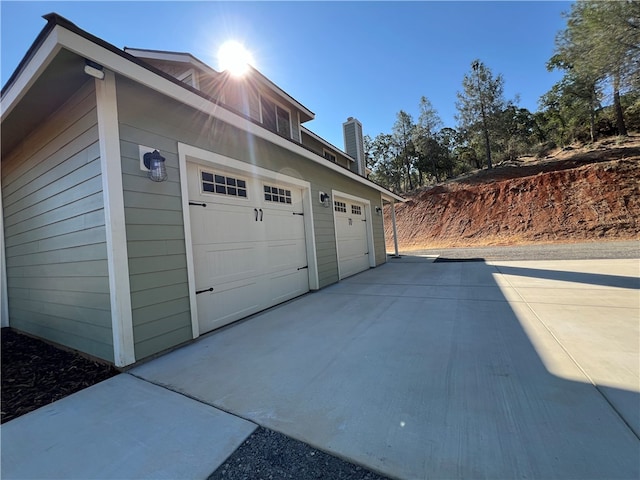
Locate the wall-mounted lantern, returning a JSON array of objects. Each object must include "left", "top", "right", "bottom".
[
  {"left": 375, "top": 206, "right": 383, "bottom": 216},
  {"left": 319, "top": 192, "right": 331, "bottom": 208},
  {"left": 143, "top": 150, "right": 168, "bottom": 182}
]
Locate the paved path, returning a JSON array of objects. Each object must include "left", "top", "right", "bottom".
[
  {"left": 133, "top": 257, "right": 639, "bottom": 479},
  {"left": 2, "top": 256, "right": 638, "bottom": 479}
]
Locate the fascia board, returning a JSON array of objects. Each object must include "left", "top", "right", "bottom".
[
  {"left": 253, "top": 69, "right": 315, "bottom": 121},
  {"left": 301, "top": 126, "right": 354, "bottom": 163},
  {"left": 10, "top": 24, "right": 404, "bottom": 203},
  {"left": 1, "top": 29, "right": 62, "bottom": 122},
  {"left": 124, "top": 48, "right": 219, "bottom": 76}
]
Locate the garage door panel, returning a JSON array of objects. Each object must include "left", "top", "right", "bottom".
[
  {"left": 193, "top": 244, "right": 260, "bottom": 288},
  {"left": 197, "top": 281, "right": 261, "bottom": 331},
  {"left": 265, "top": 240, "right": 307, "bottom": 273},
  {"left": 188, "top": 162, "right": 310, "bottom": 335},
  {"left": 335, "top": 197, "right": 370, "bottom": 280},
  {"left": 190, "top": 207, "right": 256, "bottom": 245},
  {"left": 267, "top": 269, "right": 309, "bottom": 304}
]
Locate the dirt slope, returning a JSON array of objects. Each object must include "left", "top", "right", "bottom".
[{"left": 385, "top": 137, "right": 640, "bottom": 250}]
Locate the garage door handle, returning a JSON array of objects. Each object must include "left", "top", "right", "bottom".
[
  {"left": 189, "top": 201, "right": 207, "bottom": 207},
  {"left": 254, "top": 208, "right": 258, "bottom": 221},
  {"left": 259, "top": 209, "right": 263, "bottom": 221},
  {"left": 196, "top": 287, "right": 214, "bottom": 294}
]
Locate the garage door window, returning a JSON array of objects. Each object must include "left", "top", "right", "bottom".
[
  {"left": 201, "top": 171, "right": 247, "bottom": 198},
  {"left": 334, "top": 201, "right": 347, "bottom": 213},
  {"left": 264, "top": 185, "right": 292, "bottom": 204},
  {"left": 351, "top": 205, "right": 362, "bottom": 215}
]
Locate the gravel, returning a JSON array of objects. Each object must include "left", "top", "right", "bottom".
[
  {"left": 208, "top": 427, "right": 390, "bottom": 480},
  {"left": 401, "top": 240, "right": 640, "bottom": 262}
]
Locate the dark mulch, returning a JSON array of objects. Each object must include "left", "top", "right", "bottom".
[
  {"left": 1, "top": 327, "right": 119, "bottom": 424},
  {"left": 209, "top": 427, "right": 391, "bottom": 480}
]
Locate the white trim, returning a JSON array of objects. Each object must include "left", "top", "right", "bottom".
[
  {"left": 3, "top": 24, "right": 403, "bottom": 202},
  {"left": 0, "top": 174, "right": 8, "bottom": 328},
  {"left": 391, "top": 200, "right": 400, "bottom": 257},
  {"left": 84, "top": 28, "right": 402, "bottom": 197},
  {"left": 96, "top": 70, "right": 135, "bottom": 367},
  {"left": 1, "top": 31, "right": 62, "bottom": 121},
  {"left": 177, "top": 142, "right": 320, "bottom": 337},
  {"left": 176, "top": 68, "right": 199, "bottom": 90},
  {"left": 322, "top": 149, "right": 337, "bottom": 163},
  {"left": 124, "top": 48, "right": 215, "bottom": 74},
  {"left": 177, "top": 150, "right": 200, "bottom": 339},
  {"left": 123, "top": 48, "right": 314, "bottom": 120},
  {"left": 302, "top": 126, "right": 354, "bottom": 164},
  {"left": 332, "top": 190, "right": 376, "bottom": 280}
]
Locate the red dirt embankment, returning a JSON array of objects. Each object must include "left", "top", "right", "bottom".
[{"left": 385, "top": 138, "right": 640, "bottom": 250}]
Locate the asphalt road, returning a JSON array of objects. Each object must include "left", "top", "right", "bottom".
[{"left": 396, "top": 239, "right": 640, "bottom": 262}]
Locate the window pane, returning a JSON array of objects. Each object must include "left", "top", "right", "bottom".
[
  {"left": 203, "top": 183, "right": 214, "bottom": 192},
  {"left": 237, "top": 180, "right": 246, "bottom": 188},
  {"left": 215, "top": 175, "right": 225, "bottom": 184},
  {"left": 202, "top": 172, "right": 213, "bottom": 182},
  {"left": 215, "top": 185, "right": 226, "bottom": 194},
  {"left": 276, "top": 106, "right": 291, "bottom": 138},
  {"left": 261, "top": 97, "right": 276, "bottom": 131},
  {"left": 238, "top": 189, "right": 247, "bottom": 198},
  {"left": 226, "top": 177, "right": 237, "bottom": 186}
]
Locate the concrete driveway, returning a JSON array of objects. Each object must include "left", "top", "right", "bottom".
[{"left": 131, "top": 257, "right": 640, "bottom": 479}]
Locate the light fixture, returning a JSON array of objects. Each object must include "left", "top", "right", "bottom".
[
  {"left": 143, "top": 150, "right": 168, "bottom": 182},
  {"left": 84, "top": 60, "right": 105, "bottom": 80},
  {"left": 319, "top": 192, "right": 331, "bottom": 208},
  {"left": 375, "top": 206, "right": 382, "bottom": 215}
]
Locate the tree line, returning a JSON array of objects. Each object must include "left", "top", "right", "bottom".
[{"left": 366, "top": 0, "right": 640, "bottom": 193}]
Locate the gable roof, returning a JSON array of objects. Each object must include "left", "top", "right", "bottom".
[
  {"left": 1, "top": 13, "right": 404, "bottom": 202},
  {"left": 123, "top": 47, "right": 315, "bottom": 123}
]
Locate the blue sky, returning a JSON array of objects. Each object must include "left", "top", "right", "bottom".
[{"left": 1, "top": 1, "right": 572, "bottom": 149}]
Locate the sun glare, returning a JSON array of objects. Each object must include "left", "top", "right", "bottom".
[{"left": 217, "top": 40, "right": 254, "bottom": 76}]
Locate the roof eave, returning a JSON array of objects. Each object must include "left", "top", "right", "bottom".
[{"left": 1, "top": 13, "right": 403, "bottom": 203}]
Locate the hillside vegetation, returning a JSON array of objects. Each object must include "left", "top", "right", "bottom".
[{"left": 384, "top": 135, "right": 640, "bottom": 250}]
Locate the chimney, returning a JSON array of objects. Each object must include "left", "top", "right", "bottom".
[{"left": 343, "top": 117, "right": 365, "bottom": 176}]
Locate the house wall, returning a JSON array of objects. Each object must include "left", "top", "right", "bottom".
[
  {"left": 1, "top": 82, "right": 114, "bottom": 361},
  {"left": 115, "top": 84, "right": 193, "bottom": 361},
  {"left": 300, "top": 132, "right": 353, "bottom": 170},
  {"left": 116, "top": 77, "right": 385, "bottom": 298}
]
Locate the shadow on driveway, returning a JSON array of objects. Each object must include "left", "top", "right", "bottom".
[{"left": 132, "top": 257, "right": 639, "bottom": 479}]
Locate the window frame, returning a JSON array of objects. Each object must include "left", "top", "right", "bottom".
[
  {"left": 199, "top": 168, "right": 249, "bottom": 200},
  {"left": 259, "top": 94, "right": 293, "bottom": 139}
]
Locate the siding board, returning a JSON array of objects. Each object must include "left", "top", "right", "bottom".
[
  {"left": 6, "top": 243, "right": 108, "bottom": 267},
  {"left": 4, "top": 177, "right": 104, "bottom": 228},
  {"left": 134, "top": 323, "right": 191, "bottom": 360},
  {"left": 129, "top": 269, "right": 188, "bottom": 293},
  {"left": 2, "top": 82, "right": 113, "bottom": 362},
  {"left": 9, "top": 314, "right": 113, "bottom": 362},
  {"left": 116, "top": 82, "right": 192, "bottom": 360}
]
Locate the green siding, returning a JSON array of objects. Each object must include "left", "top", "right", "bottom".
[
  {"left": 116, "top": 82, "right": 193, "bottom": 361},
  {"left": 1, "top": 83, "right": 113, "bottom": 362},
  {"left": 116, "top": 76, "right": 386, "bottom": 294}
]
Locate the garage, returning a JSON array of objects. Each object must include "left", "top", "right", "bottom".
[
  {"left": 333, "top": 194, "right": 371, "bottom": 279},
  {"left": 186, "top": 161, "right": 310, "bottom": 334}
]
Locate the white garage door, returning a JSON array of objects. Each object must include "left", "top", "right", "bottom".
[
  {"left": 187, "top": 162, "right": 309, "bottom": 334},
  {"left": 334, "top": 196, "right": 370, "bottom": 279}
]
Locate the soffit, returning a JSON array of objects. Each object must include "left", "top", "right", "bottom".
[{"left": 2, "top": 49, "right": 88, "bottom": 159}]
